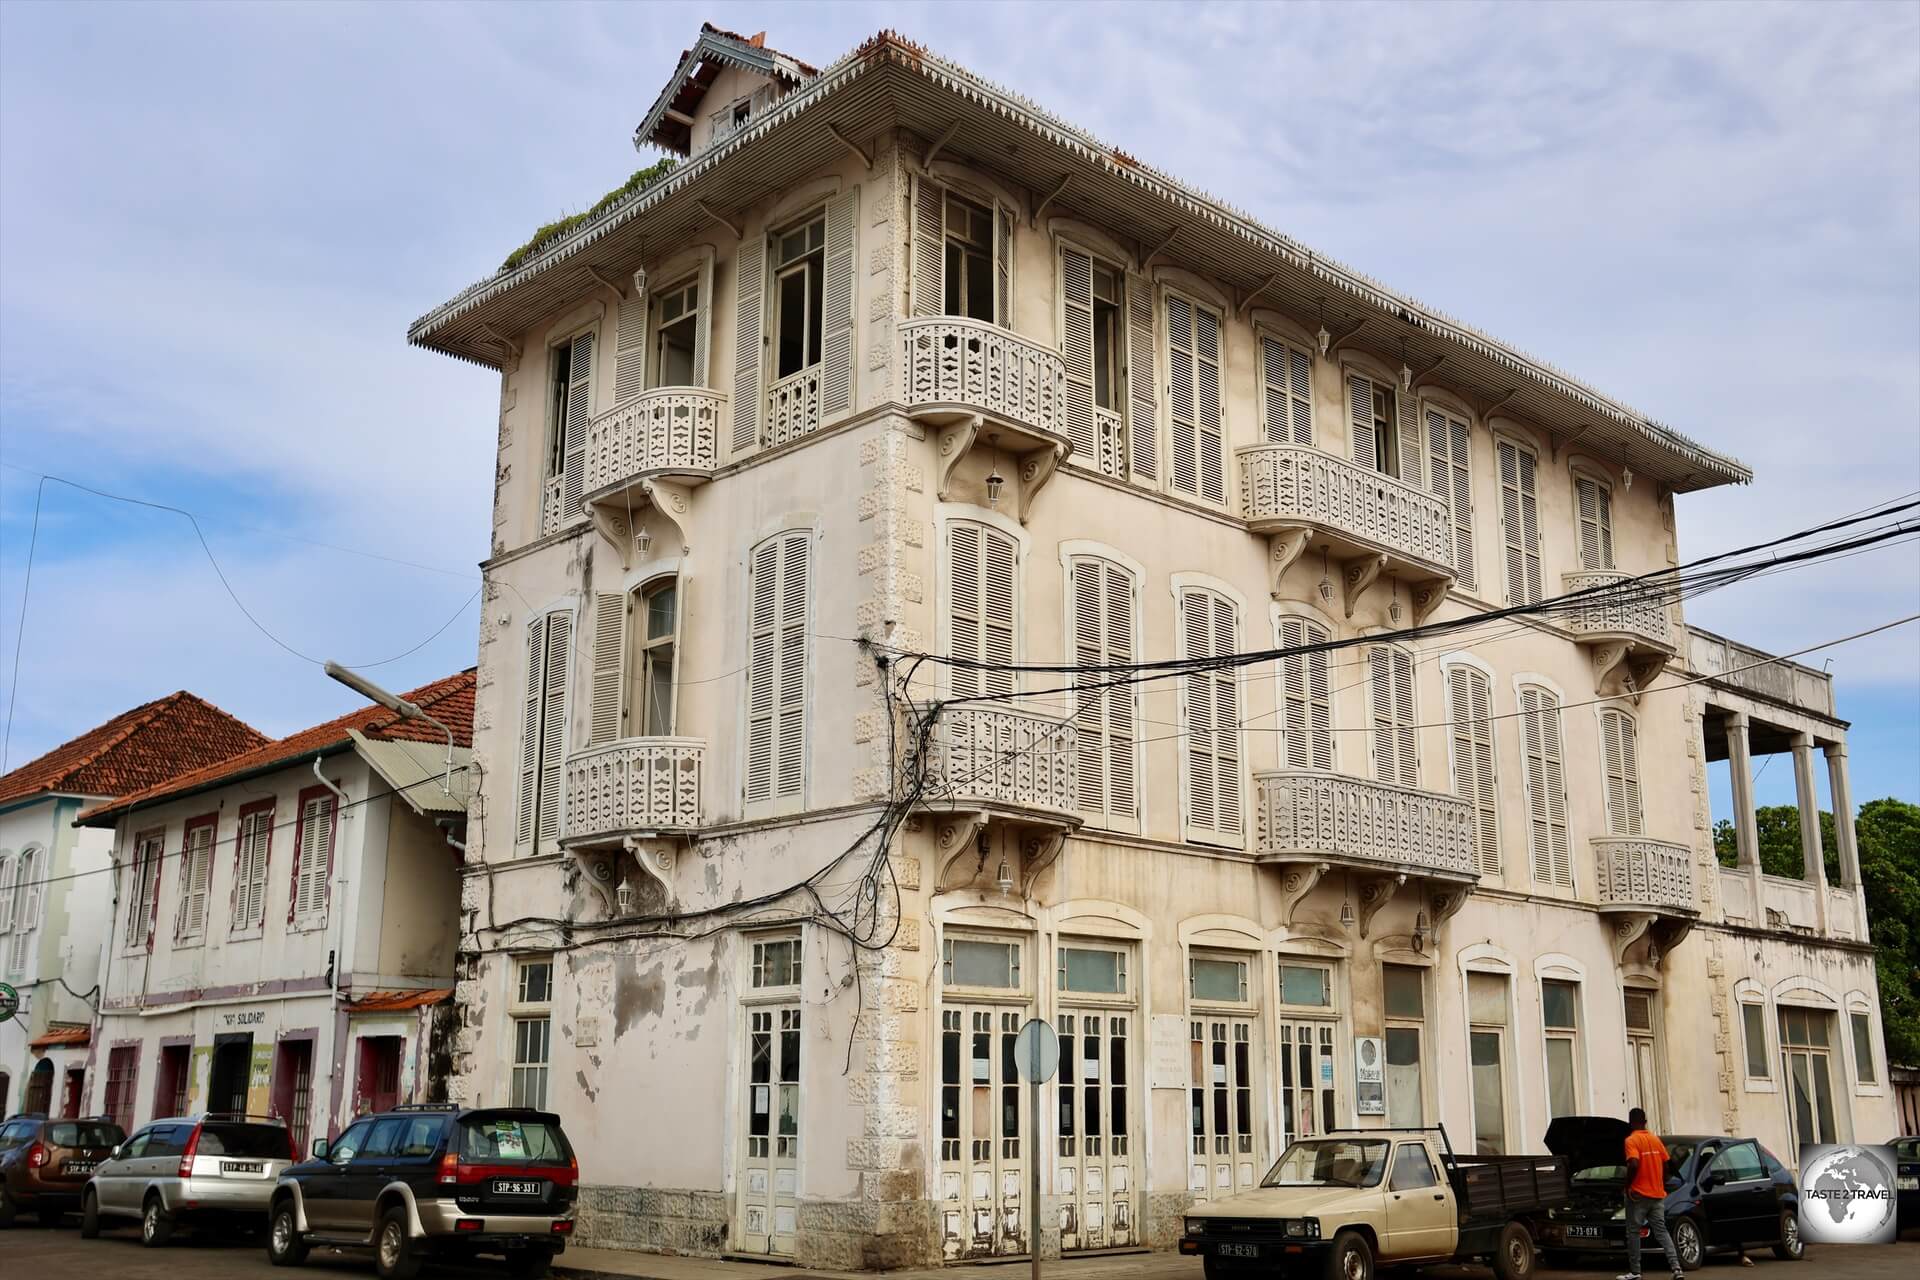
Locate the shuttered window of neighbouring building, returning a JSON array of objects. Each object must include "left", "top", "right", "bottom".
[
  {"left": 1600, "top": 708, "right": 1644, "bottom": 836},
  {"left": 1277, "top": 615, "right": 1332, "bottom": 771},
  {"left": 517, "top": 610, "right": 573, "bottom": 850},
  {"left": 1576, "top": 475, "right": 1615, "bottom": 571},
  {"left": 1498, "top": 439, "right": 1544, "bottom": 605},
  {"left": 949, "top": 522, "right": 1017, "bottom": 700},
  {"left": 1071, "top": 557, "right": 1138, "bottom": 825},
  {"left": 1447, "top": 665, "right": 1499, "bottom": 875},
  {"left": 232, "top": 804, "right": 274, "bottom": 931},
  {"left": 1520, "top": 685, "right": 1571, "bottom": 886},
  {"left": 176, "top": 817, "right": 214, "bottom": 942},
  {"left": 1368, "top": 645, "right": 1418, "bottom": 788},
  {"left": 1179, "top": 588, "right": 1241, "bottom": 843},
  {"left": 1166, "top": 294, "right": 1224, "bottom": 504},
  {"left": 745, "top": 532, "right": 811, "bottom": 806},
  {"left": 1427, "top": 408, "right": 1476, "bottom": 588},
  {"left": 291, "top": 792, "right": 335, "bottom": 924},
  {"left": 1261, "top": 336, "right": 1313, "bottom": 445}
]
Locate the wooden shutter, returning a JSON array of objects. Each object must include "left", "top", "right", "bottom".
[
  {"left": 561, "top": 332, "right": 593, "bottom": 520},
  {"left": 1601, "top": 709, "right": 1643, "bottom": 835},
  {"left": 178, "top": 821, "right": 212, "bottom": 938},
  {"left": 1349, "top": 374, "right": 1377, "bottom": 471},
  {"left": 1261, "top": 337, "right": 1312, "bottom": 445},
  {"left": 1448, "top": 666, "right": 1499, "bottom": 874},
  {"left": 994, "top": 204, "right": 1014, "bottom": 326},
  {"left": 910, "top": 174, "right": 944, "bottom": 317},
  {"left": 538, "top": 612, "right": 571, "bottom": 845},
  {"left": 733, "top": 233, "right": 766, "bottom": 453},
  {"left": 294, "top": 794, "right": 333, "bottom": 920},
  {"left": 1397, "top": 387, "right": 1423, "bottom": 487},
  {"left": 1426, "top": 409, "right": 1476, "bottom": 588},
  {"left": 1278, "top": 615, "right": 1333, "bottom": 770},
  {"left": 0, "top": 856, "right": 13, "bottom": 932},
  {"left": 1059, "top": 245, "right": 1097, "bottom": 458},
  {"left": 1521, "top": 687, "right": 1570, "bottom": 886},
  {"left": 1071, "top": 558, "right": 1137, "bottom": 823},
  {"left": 1181, "top": 589, "right": 1241, "bottom": 842},
  {"left": 1576, "top": 477, "right": 1614, "bottom": 571},
  {"left": 1166, "top": 296, "right": 1223, "bottom": 503},
  {"left": 1124, "top": 272, "right": 1157, "bottom": 481},
  {"left": 517, "top": 618, "right": 546, "bottom": 847},
  {"left": 1499, "top": 440, "right": 1543, "bottom": 604},
  {"left": 234, "top": 808, "right": 271, "bottom": 929},
  {"left": 588, "top": 592, "right": 627, "bottom": 746},
  {"left": 7, "top": 851, "right": 33, "bottom": 971},
  {"left": 1368, "top": 646, "right": 1417, "bottom": 788},
  {"left": 747, "top": 533, "right": 810, "bottom": 804},
  {"left": 819, "top": 189, "right": 857, "bottom": 417},
  {"left": 614, "top": 295, "right": 647, "bottom": 404},
  {"left": 949, "top": 522, "right": 1016, "bottom": 700},
  {"left": 693, "top": 255, "right": 715, "bottom": 387}
]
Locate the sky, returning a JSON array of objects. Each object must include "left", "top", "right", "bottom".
[{"left": 1, "top": 0, "right": 1916, "bottom": 816}]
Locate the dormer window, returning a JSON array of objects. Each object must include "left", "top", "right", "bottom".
[{"left": 773, "top": 214, "right": 826, "bottom": 379}]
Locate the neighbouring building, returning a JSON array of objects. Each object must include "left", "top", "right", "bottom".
[
  {"left": 405, "top": 25, "right": 1897, "bottom": 1266},
  {"left": 77, "top": 671, "right": 474, "bottom": 1152},
  {"left": 0, "top": 693, "right": 265, "bottom": 1117}
]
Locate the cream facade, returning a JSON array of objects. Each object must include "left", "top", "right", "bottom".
[{"left": 410, "top": 27, "right": 1894, "bottom": 1268}]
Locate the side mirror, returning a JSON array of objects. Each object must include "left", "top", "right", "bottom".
[{"left": 310, "top": 1138, "right": 330, "bottom": 1160}]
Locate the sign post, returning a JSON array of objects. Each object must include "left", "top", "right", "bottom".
[{"left": 1014, "top": 1018, "right": 1059, "bottom": 1280}]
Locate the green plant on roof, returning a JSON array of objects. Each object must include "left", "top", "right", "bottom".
[{"left": 499, "top": 158, "right": 679, "bottom": 273}]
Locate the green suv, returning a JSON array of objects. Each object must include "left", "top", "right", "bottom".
[{"left": 266, "top": 1103, "right": 577, "bottom": 1279}]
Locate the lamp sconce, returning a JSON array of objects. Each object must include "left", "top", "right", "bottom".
[
  {"left": 632, "top": 526, "right": 653, "bottom": 558},
  {"left": 1339, "top": 899, "right": 1356, "bottom": 928},
  {"left": 985, "top": 458, "right": 1006, "bottom": 508},
  {"left": 1412, "top": 909, "right": 1429, "bottom": 954},
  {"left": 1388, "top": 579, "right": 1403, "bottom": 626},
  {"left": 1315, "top": 298, "right": 1331, "bottom": 357},
  {"left": 1399, "top": 338, "right": 1413, "bottom": 392},
  {"left": 995, "top": 859, "right": 1015, "bottom": 895},
  {"left": 1318, "top": 548, "right": 1335, "bottom": 605},
  {"left": 616, "top": 882, "right": 635, "bottom": 913},
  {"left": 1621, "top": 466, "right": 1634, "bottom": 492}
]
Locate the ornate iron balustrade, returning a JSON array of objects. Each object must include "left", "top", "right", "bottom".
[
  {"left": 1237, "top": 444, "right": 1454, "bottom": 572},
  {"left": 583, "top": 387, "right": 723, "bottom": 493},
  {"left": 1592, "top": 836, "right": 1695, "bottom": 912},
  {"left": 1561, "top": 571, "right": 1674, "bottom": 649},
  {"left": 766, "top": 366, "right": 823, "bottom": 447},
  {"left": 1253, "top": 770, "right": 1476, "bottom": 876},
  {"left": 563, "top": 737, "right": 705, "bottom": 839},
  {"left": 900, "top": 316, "right": 1066, "bottom": 437},
  {"left": 922, "top": 703, "right": 1077, "bottom": 817}
]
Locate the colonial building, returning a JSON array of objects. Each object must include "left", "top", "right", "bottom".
[
  {"left": 0, "top": 692, "right": 265, "bottom": 1117},
  {"left": 406, "top": 25, "right": 1896, "bottom": 1267},
  {"left": 77, "top": 671, "right": 474, "bottom": 1152}
]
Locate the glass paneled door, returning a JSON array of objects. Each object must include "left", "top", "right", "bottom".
[
  {"left": 1277, "top": 1020, "right": 1337, "bottom": 1146},
  {"left": 1779, "top": 1007, "right": 1841, "bottom": 1149},
  {"left": 1624, "top": 990, "right": 1663, "bottom": 1133},
  {"left": 1056, "top": 1010, "right": 1135, "bottom": 1250},
  {"left": 939, "top": 1006, "right": 1031, "bottom": 1259},
  {"left": 738, "top": 1006, "right": 800, "bottom": 1254},
  {"left": 1189, "top": 1017, "right": 1261, "bottom": 1201}
]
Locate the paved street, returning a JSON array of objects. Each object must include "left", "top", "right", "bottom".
[{"left": 1, "top": 1222, "right": 1914, "bottom": 1280}]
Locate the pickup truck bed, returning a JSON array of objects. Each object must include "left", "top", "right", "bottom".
[{"left": 1449, "top": 1152, "right": 1571, "bottom": 1225}]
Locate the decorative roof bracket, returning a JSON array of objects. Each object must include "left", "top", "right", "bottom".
[
  {"left": 934, "top": 811, "right": 991, "bottom": 892},
  {"left": 1323, "top": 315, "right": 1370, "bottom": 358},
  {"left": 1238, "top": 273, "right": 1283, "bottom": 320},
  {"left": 640, "top": 477, "right": 695, "bottom": 554},
  {"left": 479, "top": 324, "right": 520, "bottom": 366},
  {"left": 1030, "top": 174, "right": 1071, "bottom": 229},
  {"left": 584, "top": 265, "right": 627, "bottom": 300},
  {"left": 1265, "top": 527, "right": 1312, "bottom": 600},
  {"left": 922, "top": 119, "right": 963, "bottom": 169},
  {"left": 1407, "top": 354, "right": 1449, "bottom": 394},
  {"left": 1342, "top": 553, "right": 1387, "bottom": 620},
  {"left": 588, "top": 505, "right": 634, "bottom": 571},
  {"left": 1141, "top": 225, "right": 1180, "bottom": 272},
  {"left": 1410, "top": 577, "right": 1450, "bottom": 626},
  {"left": 695, "top": 199, "right": 742, "bottom": 239},
  {"left": 1356, "top": 871, "right": 1408, "bottom": 939},
  {"left": 935, "top": 415, "right": 982, "bottom": 502},
  {"left": 1017, "top": 443, "right": 1065, "bottom": 525},
  {"left": 1477, "top": 387, "right": 1518, "bottom": 424},
  {"left": 1269, "top": 859, "right": 1330, "bottom": 928},
  {"left": 825, "top": 122, "right": 872, "bottom": 170},
  {"left": 622, "top": 833, "right": 679, "bottom": 896}
]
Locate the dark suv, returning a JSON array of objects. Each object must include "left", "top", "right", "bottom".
[
  {"left": 0, "top": 1114, "right": 125, "bottom": 1225},
  {"left": 267, "top": 1104, "right": 577, "bottom": 1279}
]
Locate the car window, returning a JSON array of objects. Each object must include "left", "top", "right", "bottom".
[
  {"left": 145, "top": 1125, "right": 189, "bottom": 1159},
  {"left": 201, "top": 1123, "right": 292, "bottom": 1159},
  {"left": 393, "top": 1117, "right": 444, "bottom": 1159},
  {"left": 329, "top": 1120, "right": 374, "bottom": 1167},
  {"left": 48, "top": 1122, "right": 124, "bottom": 1149},
  {"left": 457, "top": 1116, "right": 573, "bottom": 1164},
  {"left": 1710, "top": 1142, "right": 1763, "bottom": 1182},
  {"left": 0, "top": 1122, "right": 28, "bottom": 1151},
  {"left": 1892, "top": 1138, "right": 1920, "bottom": 1160},
  {"left": 118, "top": 1129, "right": 153, "bottom": 1160},
  {"left": 1389, "top": 1143, "right": 1439, "bottom": 1191},
  {"left": 1760, "top": 1146, "right": 1786, "bottom": 1175},
  {"left": 358, "top": 1118, "right": 406, "bottom": 1160}
]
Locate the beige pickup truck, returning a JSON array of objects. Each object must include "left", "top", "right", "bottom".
[{"left": 1179, "top": 1127, "right": 1569, "bottom": 1280}]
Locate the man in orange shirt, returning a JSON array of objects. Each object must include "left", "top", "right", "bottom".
[{"left": 1618, "top": 1107, "right": 1684, "bottom": 1280}]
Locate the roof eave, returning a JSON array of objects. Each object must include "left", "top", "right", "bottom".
[{"left": 76, "top": 739, "right": 357, "bottom": 829}]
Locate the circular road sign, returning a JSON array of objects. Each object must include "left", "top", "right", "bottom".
[
  {"left": 1013, "top": 1017, "right": 1059, "bottom": 1083},
  {"left": 0, "top": 982, "right": 18, "bottom": 1024}
]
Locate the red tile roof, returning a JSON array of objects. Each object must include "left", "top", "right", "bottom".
[
  {"left": 77, "top": 670, "right": 476, "bottom": 826},
  {"left": 28, "top": 1025, "right": 91, "bottom": 1048},
  {"left": 0, "top": 692, "right": 268, "bottom": 808},
  {"left": 347, "top": 987, "right": 454, "bottom": 1012}
]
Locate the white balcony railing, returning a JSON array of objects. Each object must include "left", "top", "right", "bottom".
[
  {"left": 1237, "top": 444, "right": 1454, "bottom": 573},
  {"left": 583, "top": 387, "right": 723, "bottom": 494},
  {"left": 540, "top": 474, "right": 567, "bottom": 537},
  {"left": 922, "top": 703, "right": 1077, "bottom": 818},
  {"left": 1253, "top": 770, "right": 1476, "bottom": 876},
  {"left": 766, "top": 366, "right": 823, "bottom": 447},
  {"left": 1592, "top": 836, "right": 1695, "bottom": 912},
  {"left": 1088, "top": 407, "right": 1125, "bottom": 478},
  {"left": 1561, "top": 571, "right": 1674, "bottom": 650},
  {"left": 900, "top": 316, "right": 1067, "bottom": 439},
  {"left": 563, "top": 737, "right": 705, "bottom": 840}
]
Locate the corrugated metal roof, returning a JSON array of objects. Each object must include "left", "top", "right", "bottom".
[{"left": 349, "top": 730, "right": 473, "bottom": 815}]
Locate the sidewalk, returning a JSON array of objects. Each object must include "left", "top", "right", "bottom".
[{"left": 555, "top": 1248, "right": 1188, "bottom": 1280}]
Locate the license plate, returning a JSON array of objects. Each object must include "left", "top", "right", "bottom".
[
  {"left": 66, "top": 1162, "right": 95, "bottom": 1175},
  {"left": 492, "top": 1179, "right": 544, "bottom": 1196},
  {"left": 222, "top": 1160, "right": 264, "bottom": 1174},
  {"left": 1217, "top": 1243, "right": 1260, "bottom": 1258},
  {"left": 1568, "top": 1226, "right": 1606, "bottom": 1239},
  {"left": 1899, "top": 1176, "right": 1919, "bottom": 1191}
]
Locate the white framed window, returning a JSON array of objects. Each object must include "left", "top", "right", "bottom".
[
  {"left": 1575, "top": 474, "right": 1615, "bottom": 571},
  {"left": 290, "top": 790, "right": 335, "bottom": 929},
  {"left": 911, "top": 176, "right": 1011, "bottom": 325},
  {"left": 750, "top": 934, "right": 804, "bottom": 993},
  {"left": 1497, "top": 438, "right": 1543, "bottom": 605},
  {"left": 509, "top": 955, "right": 554, "bottom": 1109},
  {"left": 745, "top": 531, "right": 811, "bottom": 809},
  {"left": 1259, "top": 334, "right": 1313, "bottom": 445},
  {"left": 942, "top": 934, "right": 1024, "bottom": 993},
  {"left": 4, "top": 846, "right": 41, "bottom": 975},
  {"left": 1519, "top": 685, "right": 1571, "bottom": 887},
  {"left": 1849, "top": 1008, "right": 1877, "bottom": 1085},
  {"left": 544, "top": 328, "right": 595, "bottom": 530},
  {"left": 174, "top": 816, "right": 216, "bottom": 943},
  {"left": 231, "top": 803, "right": 273, "bottom": 934},
  {"left": 1466, "top": 970, "right": 1511, "bottom": 1155},
  {"left": 1165, "top": 292, "right": 1225, "bottom": 504},
  {"left": 1347, "top": 371, "right": 1418, "bottom": 482},
  {"left": 123, "top": 832, "right": 163, "bottom": 952},
  {"left": 1058, "top": 944, "right": 1129, "bottom": 997},
  {"left": 1368, "top": 645, "right": 1417, "bottom": 788},
  {"left": 1446, "top": 663, "right": 1499, "bottom": 874},
  {"left": 1426, "top": 406, "right": 1476, "bottom": 588},
  {"left": 614, "top": 254, "right": 714, "bottom": 403},
  {"left": 1541, "top": 978, "right": 1582, "bottom": 1118},
  {"left": 1277, "top": 614, "right": 1333, "bottom": 771},
  {"left": 1059, "top": 243, "right": 1128, "bottom": 477},
  {"left": 1069, "top": 555, "right": 1138, "bottom": 826},
  {"left": 1277, "top": 963, "right": 1332, "bottom": 1009},
  {"left": 1741, "top": 1001, "right": 1770, "bottom": 1080},
  {"left": 943, "top": 192, "right": 998, "bottom": 322},
  {"left": 1599, "top": 708, "right": 1643, "bottom": 836},
  {"left": 0, "top": 852, "right": 12, "bottom": 935},
  {"left": 587, "top": 578, "right": 681, "bottom": 746},
  {"left": 517, "top": 609, "right": 573, "bottom": 851},
  {"left": 771, "top": 213, "right": 826, "bottom": 380},
  {"left": 1188, "top": 953, "right": 1250, "bottom": 1005},
  {"left": 649, "top": 277, "right": 702, "bottom": 390},
  {"left": 1178, "top": 587, "right": 1242, "bottom": 845},
  {"left": 947, "top": 520, "right": 1018, "bottom": 700},
  {"left": 1383, "top": 964, "right": 1426, "bottom": 1128}
]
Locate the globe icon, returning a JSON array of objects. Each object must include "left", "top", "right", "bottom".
[{"left": 1799, "top": 1145, "right": 1897, "bottom": 1244}]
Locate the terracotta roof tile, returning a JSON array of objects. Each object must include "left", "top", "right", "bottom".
[
  {"left": 347, "top": 988, "right": 454, "bottom": 1012},
  {"left": 0, "top": 692, "right": 268, "bottom": 808},
  {"left": 77, "top": 670, "right": 475, "bottom": 826},
  {"left": 28, "top": 1025, "right": 91, "bottom": 1048}
]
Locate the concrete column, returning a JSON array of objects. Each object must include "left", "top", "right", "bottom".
[
  {"left": 1726, "top": 711, "right": 1764, "bottom": 920},
  {"left": 1792, "top": 731, "right": 1830, "bottom": 935},
  {"left": 1826, "top": 741, "right": 1866, "bottom": 939}
]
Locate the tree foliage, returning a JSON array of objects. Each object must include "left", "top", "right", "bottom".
[
  {"left": 1712, "top": 805, "right": 1839, "bottom": 880},
  {"left": 499, "top": 158, "right": 679, "bottom": 273}
]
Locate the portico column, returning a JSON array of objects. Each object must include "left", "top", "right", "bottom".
[
  {"left": 1726, "top": 711, "right": 1764, "bottom": 917},
  {"left": 1825, "top": 741, "right": 1865, "bottom": 935},
  {"left": 1792, "top": 731, "right": 1830, "bottom": 935}
]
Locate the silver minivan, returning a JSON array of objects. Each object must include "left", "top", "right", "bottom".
[{"left": 81, "top": 1114, "right": 295, "bottom": 1245}]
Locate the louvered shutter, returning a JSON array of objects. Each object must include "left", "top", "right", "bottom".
[
  {"left": 1059, "top": 246, "right": 1097, "bottom": 458},
  {"left": 775, "top": 534, "right": 809, "bottom": 799},
  {"left": 733, "top": 233, "right": 766, "bottom": 453},
  {"left": 1448, "top": 666, "right": 1499, "bottom": 874},
  {"left": 819, "top": 189, "right": 857, "bottom": 417},
  {"left": 1196, "top": 305, "right": 1223, "bottom": 503},
  {"left": 1278, "top": 615, "right": 1332, "bottom": 770},
  {"left": 182, "top": 822, "right": 212, "bottom": 937},
  {"left": 1124, "top": 273, "right": 1157, "bottom": 481},
  {"left": 1181, "top": 590, "right": 1241, "bottom": 842},
  {"left": 693, "top": 255, "right": 715, "bottom": 386},
  {"left": 1498, "top": 440, "right": 1543, "bottom": 604},
  {"left": 517, "top": 619, "right": 546, "bottom": 846},
  {"left": 1071, "top": 558, "right": 1138, "bottom": 823},
  {"left": 1522, "top": 687, "right": 1570, "bottom": 886},
  {"left": 1349, "top": 375, "right": 1377, "bottom": 471},
  {"left": 538, "top": 612, "right": 571, "bottom": 845},
  {"left": 614, "top": 296, "right": 647, "bottom": 404},
  {"left": 910, "top": 174, "right": 944, "bottom": 317},
  {"left": 589, "top": 592, "right": 627, "bottom": 745},
  {"left": 1428, "top": 409, "right": 1476, "bottom": 588},
  {"left": 1166, "top": 298, "right": 1223, "bottom": 503},
  {"left": 0, "top": 857, "right": 13, "bottom": 931},
  {"left": 1168, "top": 295, "right": 1196, "bottom": 495},
  {"left": 994, "top": 205, "right": 1014, "bottom": 327},
  {"left": 1261, "top": 337, "right": 1312, "bottom": 445},
  {"left": 561, "top": 332, "right": 593, "bottom": 520},
  {"left": 1369, "top": 646, "right": 1417, "bottom": 787},
  {"left": 1396, "top": 388, "right": 1422, "bottom": 487},
  {"left": 294, "top": 795, "right": 332, "bottom": 920},
  {"left": 1601, "top": 710, "right": 1643, "bottom": 835},
  {"left": 949, "top": 523, "right": 1016, "bottom": 700},
  {"left": 1103, "top": 563, "right": 1138, "bottom": 819},
  {"left": 1576, "top": 477, "right": 1614, "bottom": 571},
  {"left": 746, "top": 534, "right": 811, "bottom": 804},
  {"left": 7, "top": 852, "right": 32, "bottom": 971}
]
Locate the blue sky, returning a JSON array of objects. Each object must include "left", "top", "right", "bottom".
[{"left": 1, "top": 1, "right": 1915, "bottom": 814}]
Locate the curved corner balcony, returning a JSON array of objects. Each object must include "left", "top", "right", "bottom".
[
  {"left": 563, "top": 737, "right": 705, "bottom": 843},
  {"left": 1592, "top": 836, "right": 1695, "bottom": 915},
  {"left": 1253, "top": 770, "right": 1477, "bottom": 879},
  {"left": 1236, "top": 444, "right": 1455, "bottom": 616},
  {"left": 902, "top": 317, "right": 1069, "bottom": 522},
  {"left": 1561, "top": 571, "right": 1675, "bottom": 692},
  {"left": 583, "top": 387, "right": 723, "bottom": 499}
]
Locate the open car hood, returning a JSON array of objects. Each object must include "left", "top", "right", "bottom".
[{"left": 1543, "top": 1115, "right": 1632, "bottom": 1175}]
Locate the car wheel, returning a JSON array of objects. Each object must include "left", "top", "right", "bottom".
[
  {"left": 1322, "top": 1229, "right": 1374, "bottom": 1280},
  {"left": 79, "top": 1190, "right": 100, "bottom": 1239},
  {"left": 141, "top": 1194, "right": 174, "bottom": 1247},
  {"left": 268, "top": 1200, "right": 310, "bottom": 1267},
  {"left": 1491, "top": 1222, "right": 1536, "bottom": 1280},
  {"left": 375, "top": 1206, "right": 422, "bottom": 1280},
  {"left": 1772, "top": 1208, "right": 1804, "bottom": 1261},
  {"left": 505, "top": 1246, "right": 556, "bottom": 1279},
  {"left": 1670, "top": 1215, "right": 1703, "bottom": 1272}
]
